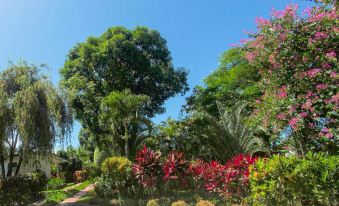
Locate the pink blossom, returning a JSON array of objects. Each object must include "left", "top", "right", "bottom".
[
  {"left": 255, "top": 99, "right": 261, "bottom": 104},
  {"left": 322, "top": 127, "right": 329, "bottom": 133},
  {"left": 255, "top": 17, "right": 271, "bottom": 28},
  {"left": 245, "top": 52, "right": 257, "bottom": 63},
  {"left": 278, "top": 85, "right": 287, "bottom": 98},
  {"left": 323, "top": 63, "right": 332, "bottom": 69},
  {"left": 316, "top": 84, "right": 327, "bottom": 90},
  {"left": 302, "top": 100, "right": 312, "bottom": 110},
  {"left": 289, "top": 117, "right": 299, "bottom": 129},
  {"left": 306, "top": 68, "right": 321, "bottom": 78},
  {"left": 308, "top": 123, "right": 315, "bottom": 128},
  {"left": 277, "top": 113, "right": 286, "bottom": 120},
  {"left": 325, "top": 133, "right": 334, "bottom": 139},
  {"left": 330, "top": 71, "right": 337, "bottom": 78},
  {"left": 306, "top": 92, "right": 315, "bottom": 98},
  {"left": 314, "top": 32, "right": 328, "bottom": 40},
  {"left": 230, "top": 43, "right": 239, "bottom": 47},
  {"left": 326, "top": 51, "right": 336, "bottom": 59},
  {"left": 302, "top": 7, "right": 312, "bottom": 17},
  {"left": 330, "top": 93, "right": 339, "bottom": 103},
  {"left": 299, "top": 112, "right": 308, "bottom": 118}
]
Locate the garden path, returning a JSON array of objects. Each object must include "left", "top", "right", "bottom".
[{"left": 58, "top": 184, "right": 95, "bottom": 206}]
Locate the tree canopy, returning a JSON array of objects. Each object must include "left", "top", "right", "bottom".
[{"left": 60, "top": 26, "right": 188, "bottom": 141}]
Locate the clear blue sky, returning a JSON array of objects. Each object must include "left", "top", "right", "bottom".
[{"left": 0, "top": 0, "right": 314, "bottom": 148}]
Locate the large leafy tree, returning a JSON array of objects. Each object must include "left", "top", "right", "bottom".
[
  {"left": 100, "top": 89, "right": 152, "bottom": 159},
  {"left": 60, "top": 26, "right": 188, "bottom": 144},
  {"left": 0, "top": 62, "right": 72, "bottom": 177},
  {"left": 185, "top": 47, "right": 261, "bottom": 117}
]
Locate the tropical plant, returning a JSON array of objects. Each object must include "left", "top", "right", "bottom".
[
  {"left": 132, "top": 146, "right": 162, "bottom": 188},
  {"left": 100, "top": 89, "right": 152, "bottom": 159},
  {"left": 194, "top": 101, "right": 268, "bottom": 160},
  {"left": 163, "top": 151, "right": 189, "bottom": 188},
  {"left": 0, "top": 62, "right": 72, "bottom": 177}
]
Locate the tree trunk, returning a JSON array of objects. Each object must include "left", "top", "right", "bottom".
[
  {"left": 6, "top": 148, "right": 14, "bottom": 177},
  {"left": 124, "top": 123, "right": 129, "bottom": 159},
  {"left": 0, "top": 150, "right": 5, "bottom": 178},
  {"left": 15, "top": 151, "right": 24, "bottom": 175}
]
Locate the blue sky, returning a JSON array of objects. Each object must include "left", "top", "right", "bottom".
[{"left": 0, "top": 0, "right": 314, "bottom": 148}]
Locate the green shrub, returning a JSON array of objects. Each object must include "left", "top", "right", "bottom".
[
  {"left": 146, "top": 199, "right": 160, "bottom": 206},
  {"left": 0, "top": 171, "right": 48, "bottom": 205},
  {"left": 249, "top": 153, "right": 339, "bottom": 206},
  {"left": 95, "top": 156, "right": 139, "bottom": 198},
  {"left": 47, "top": 177, "right": 66, "bottom": 190}
]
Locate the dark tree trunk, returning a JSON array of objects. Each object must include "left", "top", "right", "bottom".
[
  {"left": 15, "top": 151, "right": 23, "bottom": 175},
  {"left": 6, "top": 149, "right": 14, "bottom": 177},
  {"left": 0, "top": 151, "right": 5, "bottom": 178}
]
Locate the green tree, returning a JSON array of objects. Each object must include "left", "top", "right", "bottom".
[
  {"left": 0, "top": 62, "right": 72, "bottom": 177},
  {"left": 60, "top": 26, "right": 188, "bottom": 145},
  {"left": 100, "top": 89, "right": 151, "bottom": 159},
  {"left": 185, "top": 47, "right": 261, "bottom": 117}
]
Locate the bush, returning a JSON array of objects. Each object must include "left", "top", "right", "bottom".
[
  {"left": 163, "top": 151, "right": 189, "bottom": 188},
  {"left": 0, "top": 171, "right": 48, "bottom": 205},
  {"left": 27, "top": 170, "right": 48, "bottom": 195},
  {"left": 94, "top": 175, "right": 116, "bottom": 198},
  {"left": 146, "top": 199, "right": 160, "bottom": 206},
  {"left": 196, "top": 200, "right": 215, "bottom": 206},
  {"left": 171, "top": 200, "right": 188, "bottom": 206},
  {"left": 249, "top": 153, "right": 339, "bottom": 205},
  {"left": 47, "top": 177, "right": 66, "bottom": 190},
  {"left": 133, "top": 145, "right": 162, "bottom": 188},
  {"left": 100, "top": 156, "right": 133, "bottom": 194},
  {"left": 188, "top": 154, "right": 257, "bottom": 202},
  {"left": 83, "top": 161, "right": 101, "bottom": 179}
]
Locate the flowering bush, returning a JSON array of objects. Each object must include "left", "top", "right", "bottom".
[
  {"left": 163, "top": 151, "right": 189, "bottom": 187},
  {"left": 132, "top": 145, "right": 162, "bottom": 188},
  {"left": 244, "top": 2, "right": 338, "bottom": 153},
  {"left": 100, "top": 156, "right": 133, "bottom": 195},
  {"left": 249, "top": 153, "right": 339, "bottom": 205}
]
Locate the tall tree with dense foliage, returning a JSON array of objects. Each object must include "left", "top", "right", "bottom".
[
  {"left": 60, "top": 26, "right": 188, "bottom": 147},
  {"left": 185, "top": 47, "right": 261, "bottom": 117},
  {"left": 245, "top": 2, "right": 338, "bottom": 154},
  {"left": 0, "top": 62, "right": 72, "bottom": 177},
  {"left": 100, "top": 89, "right": 151, "bottom": 159}
]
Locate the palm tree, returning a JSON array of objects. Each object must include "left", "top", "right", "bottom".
[
  {"left": 100, "top": 89, "right": 151, "bottom": 159},
  {"left": 194, "top": 101, "right": 268, "bottom": 160}
]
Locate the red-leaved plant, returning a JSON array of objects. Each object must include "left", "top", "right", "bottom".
[
  {"left": 132, "top": 145, "right": 162, "bottom": 188},
  {"left": 163, "top": 151, "right": 188, "bottom": 187},
  {"left": 188, "top": 154, "right": 258, "bottom": 200}
]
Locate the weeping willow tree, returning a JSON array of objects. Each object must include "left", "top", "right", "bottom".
[
  {"left": 100, "top": 89, "right": 152, "bottom": 159},
  {"left": 0, "top": 62, "right": 72, "bottom": 177}
]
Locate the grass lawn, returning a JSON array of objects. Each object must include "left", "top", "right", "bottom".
[
  {"left": 42, "top": 180, "right": 93, "bottom": 206},
  {"left": 77, "top": 189, "right": 228, "bottom": 206}
]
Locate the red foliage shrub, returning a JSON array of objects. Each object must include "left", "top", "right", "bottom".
[
  {"left": 163, "top": 151, "right": 189, "bottom": 187},
  {"left": 188, "top": 154, "right": 258, "bottom": 199},
  {"left": 132, "top": 145, "right": 162, "bottom": 188}
]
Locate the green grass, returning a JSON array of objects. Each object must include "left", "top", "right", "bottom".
[
  {"left": 77, "top": 189, "right": 228, "bottom": 206},
  {"left": 42, "top": 180, "right": 93, "bottom": 206}
]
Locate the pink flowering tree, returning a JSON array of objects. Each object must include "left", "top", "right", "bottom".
[{"left": 244, "top": 2, "right": 338, "bottom": 154}]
